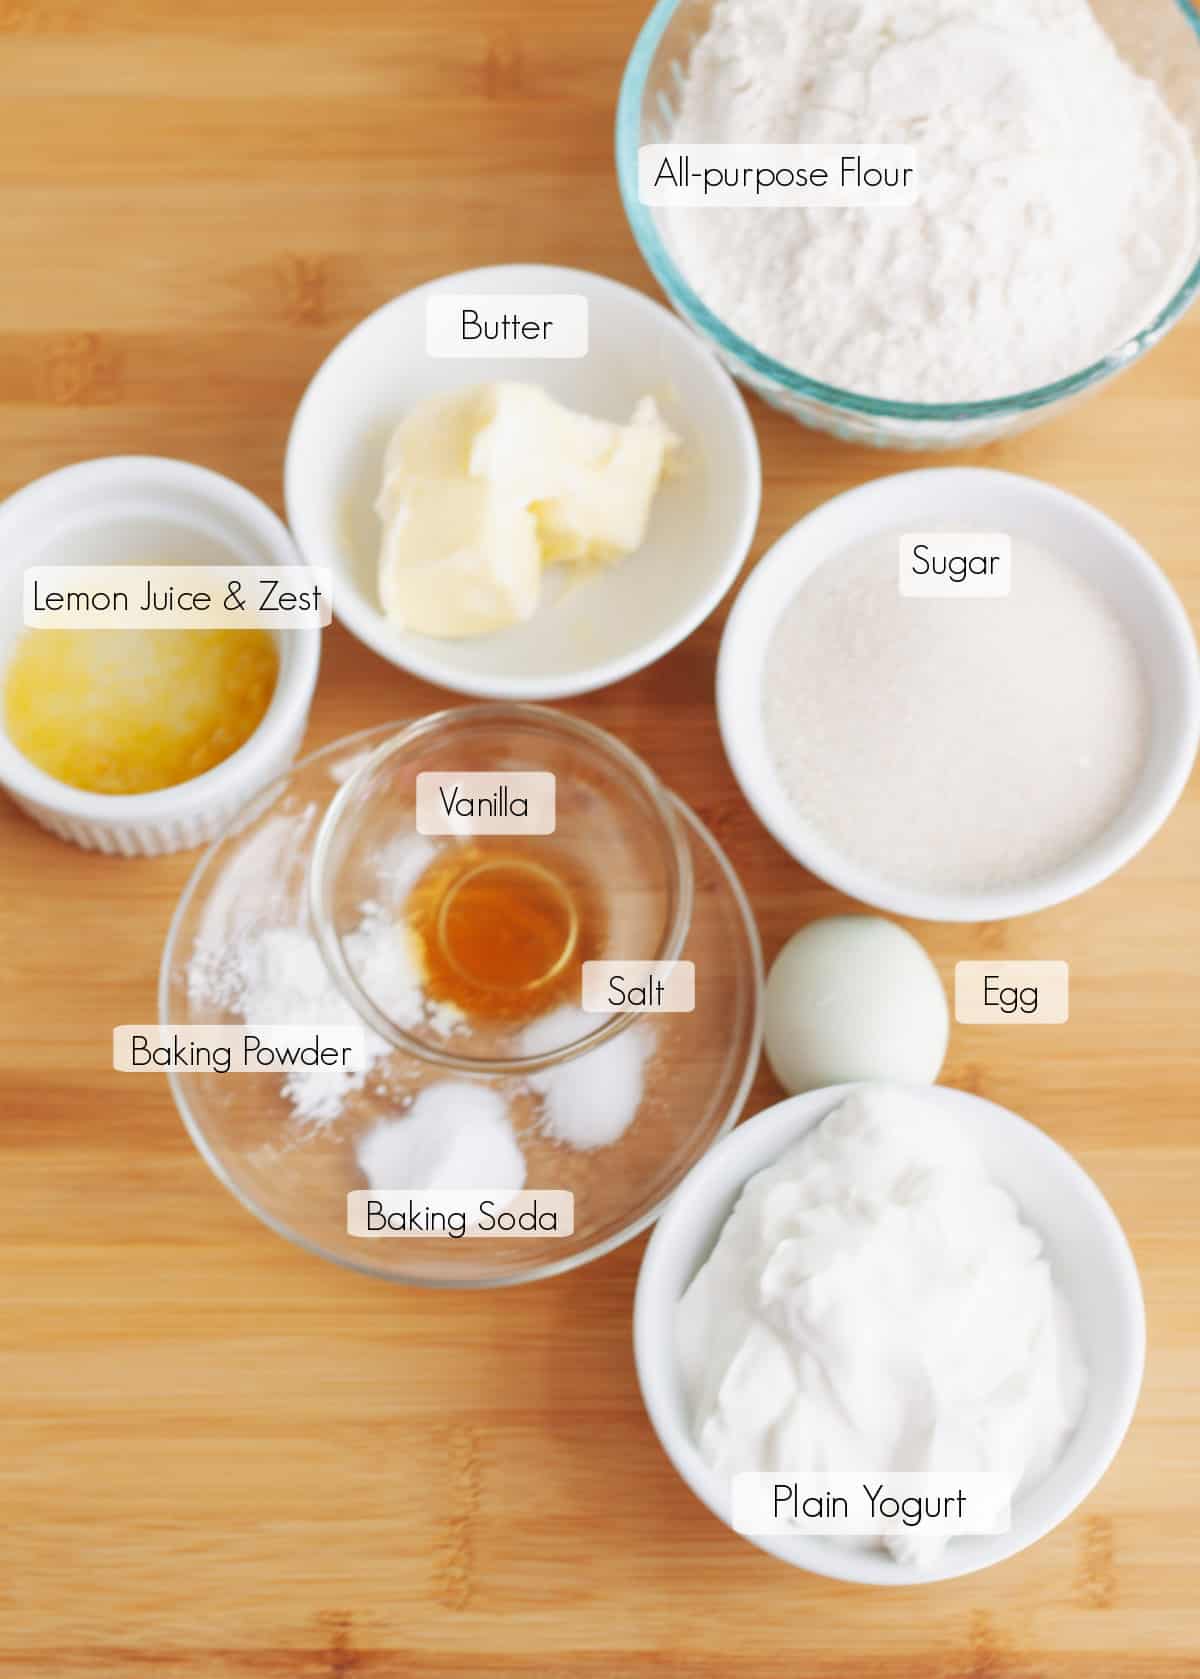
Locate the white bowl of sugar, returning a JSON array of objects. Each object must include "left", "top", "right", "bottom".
[{"left": 717, "top": 468, "right": 1200, "bottom": 922}]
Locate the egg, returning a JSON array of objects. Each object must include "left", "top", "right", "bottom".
[{"left": 763, "top": 915, "right": 949, "bottom": 1094}]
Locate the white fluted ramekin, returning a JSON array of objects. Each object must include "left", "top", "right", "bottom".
[{"left": 0, "top": 457, "right": 321, "bottom": 855}]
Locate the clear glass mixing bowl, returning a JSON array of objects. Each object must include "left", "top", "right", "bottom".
[
  {"left": 616, "top": 0, "right": 1200, "bottom": 450},
  {"left": 160, "top": 714, "right": 764, "bottom": 1288}
]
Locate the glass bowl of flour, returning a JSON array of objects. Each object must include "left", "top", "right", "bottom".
[
  {"left": 159, "top": 717, "right": 764, "bottom": 1288},
  {"left": 617, "top": 0, "right": 1200, "bottom": 449}
]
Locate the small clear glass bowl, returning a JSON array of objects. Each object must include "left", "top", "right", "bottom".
[
  {"left": 309, "top": 704, "right": 693, "bottom": 1075},
  {"left": 616, "top": 0, "right": 1200, "bottom": 451},
  {"left": 160, "top": 717, "right": 764, "bottom": 1288}
]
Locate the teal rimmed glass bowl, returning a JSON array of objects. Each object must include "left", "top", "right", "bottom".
[{"left": 616, "top": 0, "right": 1200, "bottom": 451}]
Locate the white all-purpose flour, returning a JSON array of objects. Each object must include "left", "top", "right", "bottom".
[{"left": 668, "top": 0, "right": 1200, "bottom": 401}]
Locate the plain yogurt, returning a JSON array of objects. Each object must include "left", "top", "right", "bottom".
[{"left": 676, "top": 1085, "right": 1088, "bottom": 1566}]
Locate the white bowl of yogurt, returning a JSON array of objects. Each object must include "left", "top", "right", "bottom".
[{"left": 634, "top": 1082, "right": 1144, "bottom": 1586}]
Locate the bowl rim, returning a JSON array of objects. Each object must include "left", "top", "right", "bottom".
[
  {"left": 282, "top": 262, "right": 762, "bottom": 701},
  {"left": 615, "top": 0, "right": 1200, "bottom": 423},
  {"left": 0, "top": 454, "right": 321, "bottom": 821},
  {"left": 716, "top": 466, "right": 1200, "bottom": 922},
  {"left": 633, "top": 1081, "right": 1147, "bottom": 1586},
  {"left": 160, "top": 723, "right": 766, "bottom": 1289}
]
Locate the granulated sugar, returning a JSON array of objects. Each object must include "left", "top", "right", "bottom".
[{"left": 763, "top": 536, "right": 1149, "bottom": 893}]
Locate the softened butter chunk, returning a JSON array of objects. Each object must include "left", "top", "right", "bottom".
[
  {"left": 378, "top": 478, "right": 541, "bottom": 639},
  {"left": 375, "top": 381, "right": 676, "bottom": 639},
  {"left": 533, "top": 396, "right": 677, "bottom": 566}
]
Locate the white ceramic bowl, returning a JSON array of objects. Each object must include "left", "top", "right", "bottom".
[
  {"left": 284, "top": 263, "right": 761, "bottom": 700},
  {"left": 0, "top": 457, "right": 321, "bottom": 855},
  {"left": 634, "top": 1083, "right": 1145, "bottom": 1587},
  {"left": 717, "top": 468, "right": 1200, "bottom": 921}
]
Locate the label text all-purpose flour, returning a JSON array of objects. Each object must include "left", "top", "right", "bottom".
[{"left": 666, "top": 0, "right": 1199, "bottom": 402}]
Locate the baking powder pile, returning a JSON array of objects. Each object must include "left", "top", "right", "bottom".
[
  {"left": 189, "top": 912, "right": 428, "bottom": 1126},
  {"left": 668, "top": 0, "right": 1199, "bottom": 401},
  {"left": 762, "top": 535, "right": 1149, "bottom": 893},
  {"left": 187, "top": 832, "right": 450, "bottom": 1126}
]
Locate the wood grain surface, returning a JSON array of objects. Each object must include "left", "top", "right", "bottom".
[{"left": 1, "top": 3, "right": 1198, "bottom": 1674}]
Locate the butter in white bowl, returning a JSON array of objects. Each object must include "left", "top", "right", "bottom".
[
  {"left": 283, "top": 263, "right": 762, "bottom": 701},
  {"left": 375, "top": 380, "right": 677, "bottom": 638}
]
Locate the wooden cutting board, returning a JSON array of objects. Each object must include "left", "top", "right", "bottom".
[{"left": 1, "top": 2, "right": 1197, "bottom": 1672}]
